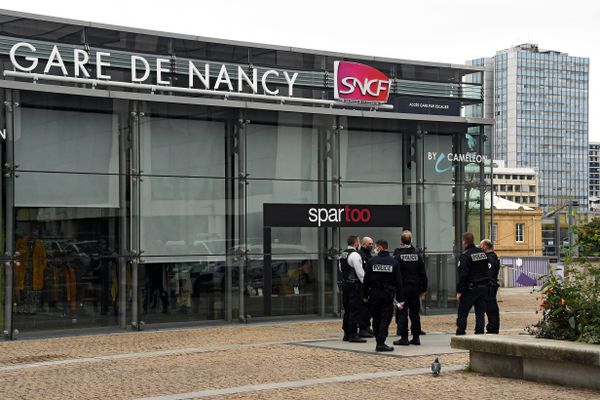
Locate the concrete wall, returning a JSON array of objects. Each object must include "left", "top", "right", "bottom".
[{"left": 452, "top": 335, "right": 600, "bottom": 391}]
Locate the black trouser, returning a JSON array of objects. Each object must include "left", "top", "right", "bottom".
[
  {"left": 456, "top": 284, "right": 487, "bottom": 335},
  {"left": 358, "top": 297, "right": 371, "bottom": 330},
  {"left": 396, "top": 285, "right": 421, "bottom": 337},
  {"left": 486, "top": 285, "right": 500, "bottom": 334},
  {"left": 368, "top": 289, "right": 394, "bottom": 345},
  {"left": 341, "top": 282, "right": 362, "bottom": 337}
]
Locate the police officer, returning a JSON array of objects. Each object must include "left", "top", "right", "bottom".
[
  {"left": 393, "top": 231, "right": 427, "bottom": 346},
  {"left": 456, "top": 232, "right": 490, "bottom": 335},
  {"left": 356, "top": 236, "right": 375, "bottom": 338},
  {"left": 480, "top": 239, "right": 500, "bottom": 334},
  {"left": 359, "top": 236, "right": 374, "bottom": 262},
  {"left": 363, "top": 239, "right": 403, "bottom": 352},
  {"left": 339, "top": 235, "right": 367, "bottom": 343}
]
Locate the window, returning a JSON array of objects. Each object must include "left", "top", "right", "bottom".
[
  {"left": 516, "top": 223, "right": 525, "bottom": 242},
  {"left": 488, "top": 223, "right": 498, "bottom": 242}
]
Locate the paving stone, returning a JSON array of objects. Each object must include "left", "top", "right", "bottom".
[{"left": 1, "top": 287, "right": 586, "bottom": 400}]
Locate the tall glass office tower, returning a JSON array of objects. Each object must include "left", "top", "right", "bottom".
[
  {"left": 590, "top": 142, "right": 600, "bottom": 210},
  {"left": 470, "top": 44, "right": 589, "bottom": 213}
]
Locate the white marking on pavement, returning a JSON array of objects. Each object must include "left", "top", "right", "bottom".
[
  {"left": 0, "top": 339, "right": 339, "bottom": 372},
  {"left": 136, "top": 365, "right": 466, "bottom": 399}
]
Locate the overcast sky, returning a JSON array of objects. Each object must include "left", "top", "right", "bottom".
[{"left": 4, "top": 0, "right": 599, "bottom": 140}]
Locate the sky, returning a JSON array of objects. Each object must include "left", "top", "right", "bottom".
[{"left": 2, "top": 0, "right": 599, "bottom": 141}]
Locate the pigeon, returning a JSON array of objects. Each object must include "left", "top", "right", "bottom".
[{"left": 431, "top": 357, "right": 441, "bottom": 377}]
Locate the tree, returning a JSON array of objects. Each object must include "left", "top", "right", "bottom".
[{"left": 575, "top": 218, "right": 600, "bottom": 257}]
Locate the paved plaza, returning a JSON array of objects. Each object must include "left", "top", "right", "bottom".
[{"left": 1, "top": 288, "right": 598, "bottom": 399}]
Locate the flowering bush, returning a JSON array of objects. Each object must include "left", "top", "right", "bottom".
[{"left": 528, "top": 263, "right": 600, "bottom": 344}]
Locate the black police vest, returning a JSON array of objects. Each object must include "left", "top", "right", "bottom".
[
  {"left": 366, "top": 253, "right": 397, "bottom": 289},
  {"left": 396, "top": 247, "right": 421, "bottom": 285},
  {"left": 339, "top": 249, "right": 359, "bottom": 282},
  {"left": 466, "top": 248, "right": 490, "bottom": 284},
  {"left": 487, "top": 252, "right": 500, "bottom": 282}
]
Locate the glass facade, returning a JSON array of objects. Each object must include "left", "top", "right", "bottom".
[
  {"left": 0, "top": 12, "right": 492, "bottom": 337},
  {"left": 470, "top": 45, "right": 589, "bottom": 213},
  {"left": 590, "top": 143, "right": 600, "bottom": 209}
]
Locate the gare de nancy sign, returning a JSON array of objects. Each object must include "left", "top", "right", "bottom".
[{"left": 7, "top": 41, "right": 394, "bottom": 107}]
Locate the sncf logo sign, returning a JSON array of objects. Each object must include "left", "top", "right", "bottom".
[
  {"left": 334, "top": 61, "right": 391, "bottom": 103},
  {"left": 308, "top": 205, "right": 371, "bottom": 227}
]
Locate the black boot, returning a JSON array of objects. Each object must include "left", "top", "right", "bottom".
[
  {"left": 410, "top": 335, "right": 420, "bottom": 345},
  {"left": 393, "top": 336, "right": 409, "bottom": 346},
  {"left": 348, "top": 335, "right": 367, "bottom": 343},
  {"left": 358, "top": 328, "right": 374, "bottom": 338},
  {"left": 376, "top": 343, "right": 394, "bottom": 352}
]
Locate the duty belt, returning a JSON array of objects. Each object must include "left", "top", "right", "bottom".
[{"left": 468, "top": 280, "right": 489, "bottom": 289}]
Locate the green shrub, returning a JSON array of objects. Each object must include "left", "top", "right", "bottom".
[
  {"left": 576, "top": 218, "right": 600, "bottom": 257},
  {"left": 528, "top": 262, "right": 600, "bottom": 344}
]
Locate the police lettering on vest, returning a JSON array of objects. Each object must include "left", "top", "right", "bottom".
[
  {"left": 395, "top": 246, "right": 428, "bottom": 292},
  {"left": 456, "top": 244, "right": 490, "bottom": 294},
  {"left": 399, "top": 254, "right": 419, "bottom": 262},
  {"left": 470, "top": 252, "right": 488, "bottom": 262},
  {"left": 372, "top": 264, "right": 393, "bottom": 273}
]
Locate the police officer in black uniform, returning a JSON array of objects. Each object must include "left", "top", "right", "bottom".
[
  {"left": 480, "top": 239, "right": 500, "bottom": 334},
  {"left": 393, "top": 231, "right": 428, "bottom": 346},
  {"left": 357, "top": 236, "right": 375, "bottom": 337},
  {"left": 363, "top": 239, "right": 403, "bottom": 352},
  {"left": 456, "top": 232, "right": 490, "bottom": 335},
  {"left": 339, "top": 235, "right": 367, "bottom": 343}
]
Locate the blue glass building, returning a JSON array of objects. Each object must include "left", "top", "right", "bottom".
[
  {"left": 590, "top": 142, "right": 600, "bottom": 211},
  {"left": 470, "top": 44, "right": 589, "bottom": 213}
]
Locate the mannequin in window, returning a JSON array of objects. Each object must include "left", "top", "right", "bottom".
[{"left": 15, "top": 230, "right": 47, "bottom": 315}]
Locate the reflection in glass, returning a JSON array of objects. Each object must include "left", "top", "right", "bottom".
[
  {"left": 424, "top": 253, "right": 457, "bottom": 309},
  {"left": 246, "top": 120, "right": 318, "bottom": 180},
  {"left": 141, "top": 117, "right": 226, "bottom": 177},
  {"left": 15, "top": 172, "right": 119, "bottom": 208},
  {"left": 243, "top": 254, "right": 319, "bottom": 318},
  {"left": 140, "top": 177, "right": 227, "bottom": 257},
  {"left": 340, "top": 131, "right": 403, "bottom": 182},
  {"left": 246, "top": 180, "right": 318, "bottom": 251},
  {"left": 139, "top": 259, "right": 234, "bottom": 323},
  {"left": 423, "top": 185, "right": 455, "bottom": 252},
  {"left": 340, "top": 182, "right": 403, "bottom": 204},
  {"left": 13, "top": 207, "right": 122, "bottom": 331},
  {"left": 16, "top": 107, "right": 118, "bottom": 174}
]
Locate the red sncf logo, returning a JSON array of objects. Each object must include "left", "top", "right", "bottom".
[{"left": 334, "top": 61, "right": 391, "bottom": 103}]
